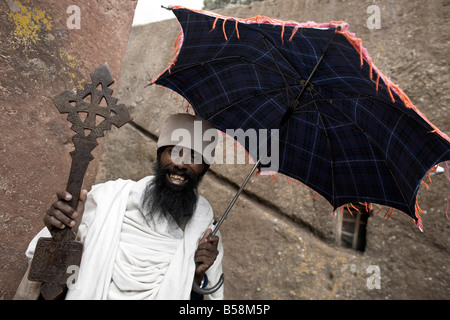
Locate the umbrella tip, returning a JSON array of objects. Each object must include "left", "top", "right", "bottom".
[
  {"left": 416, "top": 220, "right": 424, "bottom": 232},
  {"left": 161, "top": 5, "right": 172, "bottom": 11}
]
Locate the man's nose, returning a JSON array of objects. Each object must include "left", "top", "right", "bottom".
[
  {"left": 171, "top": 147, "right": 191, "bottom": 166},
  {"left": 172, "top": 161, "right": 189, "bottom": 172}
]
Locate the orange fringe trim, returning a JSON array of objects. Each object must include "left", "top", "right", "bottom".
[
  {"left": 334, "top": 20, "right": 449, "bottom": 143},
  {"left": 154, "top": 5, "right": 450, "bottom": 144},
  {"left": 264, "top": 168, "right": 434, "bottom": 230},
  {"left": 222, "top": 18, "right": 229, "bottom": 41},
  {"left": 262, "top": 165, "right": 436, "bottom": 230}
]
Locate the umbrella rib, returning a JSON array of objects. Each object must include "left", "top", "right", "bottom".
[
  {"left": 301, "top": 84, "right": 442, "bottom": 152},
  {"left": 294, "top": 96, "right": 371, "bottom": 112},
  {"left": 280, "top": 30, "right": 341, "bottom": 127},
  {"left": 308, "top": 88, "right": 414, "bottom": 215},
  {"left": 157, "top": 55, "right": 300, "bottom": 83},
  {"left": 297, "top": 98, "right": 429, "bottom": 190},
  {"left": 295, "top": 109, "right": 373, "bottom": 137},
  {"left": 240, "top": 22, "right": 305, "bottom": 78},
  {"left": 205, "top": 85, "right": 303, "bottom": 122},
  {"left": 262, "top": 37, "right": 294, "bottom": 107},
  {"left": 311, "top": 99, "right": 336, "bottom": 208},
  {"left": 316, "top": 85, "right": 437, "bottom": 134}
]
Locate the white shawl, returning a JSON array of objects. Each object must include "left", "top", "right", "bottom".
[{"left": 25, "top": 176, "right": 224, "bottom": 300}]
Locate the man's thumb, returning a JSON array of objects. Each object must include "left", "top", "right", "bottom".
[
  {"left": 200, "top": 228, "right": 212, "bottom": 244},
  {"left": 77, "top": 189, "right": 88, "bottom": 213}
]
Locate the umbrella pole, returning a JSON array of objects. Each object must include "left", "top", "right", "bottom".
[
  {"left": 211, "top": 159, "right": 261, "bottom": 236},
  {"left": 192, "top": 160, "right": 260, "bottom": 295}
]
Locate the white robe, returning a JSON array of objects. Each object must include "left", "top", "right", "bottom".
[{"left": 25, "top": 176, "right": 224, "bottom": 300}]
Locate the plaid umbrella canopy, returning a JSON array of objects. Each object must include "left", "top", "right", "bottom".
[{"left": 150, "top": 6, "right": 450, "bottom": 231}]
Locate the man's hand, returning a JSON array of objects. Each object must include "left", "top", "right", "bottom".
[
  {"left": 43, "top": 190, "right": 87, "bottom": 233},
  {"left": 194, "top": 228, "right": 219, "bottom": 285}
]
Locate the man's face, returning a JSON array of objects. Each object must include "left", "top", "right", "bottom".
[
  {"left": 141, "top": 146, "right": 208, "bottom": 228},
  {"left": 159, "top": 146, "right": 207, "bottom": 189}
]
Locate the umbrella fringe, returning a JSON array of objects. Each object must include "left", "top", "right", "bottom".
[
  {"left": 410, "top": 161, "right": 450, "bottom": 231},
  {"left": 376, "top": 72, "right": 380, "bottom": 91},
  {"left": 222, "top": 18, "right": 229, "bottom": 41},
  {"left": 337, "top": 26, "right": 450, "bottom": 143},
  {"left": 350, "top": 203, "right": 360, "bottom": 214},
  {"left": 420, "top": 163, "right": 450, "bottom": 219},
  {"left": 265, "top": 172, "right": 431, "bottom": 229},
  {"left": 170, "top": 5, "right": 350, "bottom": 45},
  {"left": 269, "top": 172, "right": 428, "bottom": 230},
  {"left": 346, "top": 204, "right": 355, "bottom": 216},
  {"left": 155, "top": 5, "right": 450, "bottom": 143},
  {"left": 337, "top": 27, "right": 399, "bottom": 106},
  {"left": 288, "top": 26, "right": 299, "bottom": 41},
  {"left": 375, "top": 206, "right": 384, "bottom": 216},
  {"left": 414, "top": 199, "right": 424, "bottom": 231},
  {"left": 168, "top": 90, "right": 195, "bottom": 114},
  {"left": 384, "top": 208, "right": 394, "bottom": 221},
  {"left": 212, "top": 17, "right": 219, "bottom": 32},
  {"left": 368, "top": 57, "right": 373, "bottom": 80},
  {"left": 446, "top": 161, "right": 450, "bottom": 219},
  {"left": 150, "top": 28, "right": 183, "bottom": 83},
  {"left": 386, "top": 84, "right": 395, "bottom": 103}
]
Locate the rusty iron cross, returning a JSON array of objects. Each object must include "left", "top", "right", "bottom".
[{"left": 28, "top": 62, "right": 132, "bottom": 299}]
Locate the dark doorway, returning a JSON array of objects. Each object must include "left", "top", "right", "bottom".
[{"left": 336, "top": 203, "right": 371, "bottom": 252}]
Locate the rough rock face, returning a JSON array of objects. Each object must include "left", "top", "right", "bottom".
[
  {"left": 97, "top": 0, "right": 449, "bottom": 299},
  {"left": 0, "top": 0, "right": 137, "bottom": 299}
]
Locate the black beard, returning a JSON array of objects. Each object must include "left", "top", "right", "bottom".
[{"left": 141, "top": 160, "right": 205, "bottom": 229}]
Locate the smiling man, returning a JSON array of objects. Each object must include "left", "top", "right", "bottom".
[{"left": 17, "top": 113, "right": 224, "bottom": 300}]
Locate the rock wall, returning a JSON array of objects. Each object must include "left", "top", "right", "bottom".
[
  {"left": 97, "top": 0, "right": 449, "bottom": 299},
  {"left": 0, "top": 0, "right": 137, "bottom": 299}
]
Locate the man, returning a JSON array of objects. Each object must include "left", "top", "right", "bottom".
[{"left": 16, "top": 113, "right": 223, "bottom": 300}]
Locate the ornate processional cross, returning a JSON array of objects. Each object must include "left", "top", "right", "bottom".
[{"left": 28, "top": 63, "right": 132, "bottom": 299}]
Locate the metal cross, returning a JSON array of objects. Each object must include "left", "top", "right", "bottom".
[{"left": 28, "top": 63, "right": 132, "bottom": 299}]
